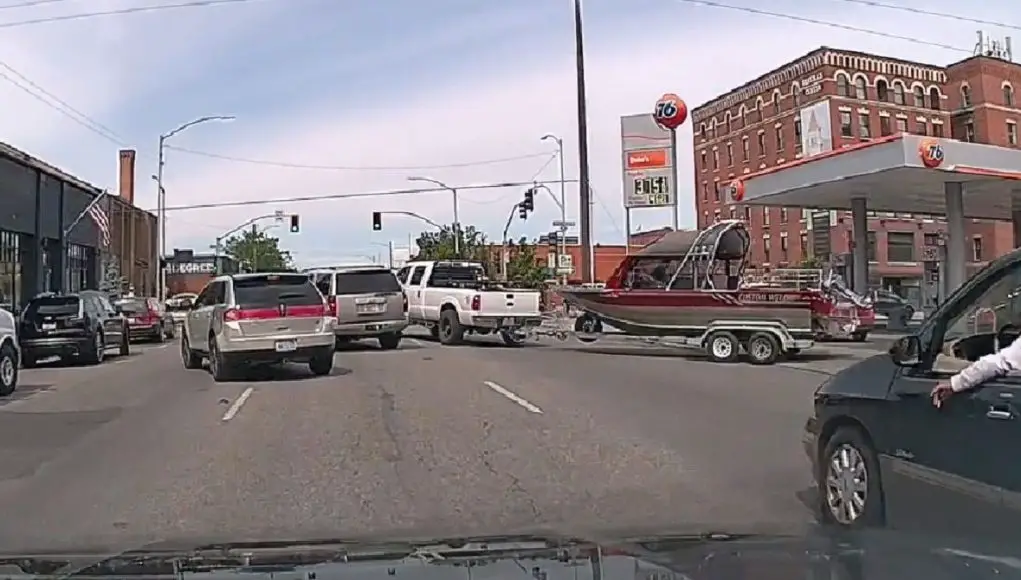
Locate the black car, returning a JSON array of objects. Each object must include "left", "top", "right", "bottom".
[
  {"left": 804, "top": 249, "right": 1021, "bottom": 543},
  {"left": 20, "top": 290, "right": 131, "bottom": 367}
]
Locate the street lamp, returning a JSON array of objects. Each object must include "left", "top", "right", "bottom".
[
  {"left": 541, "top": 133, "right": 569, "bottom": 284},
  {"left": 407, "top": 176, "right": 460, "bottom": 255},
  {"left": 156, "top": 114, "right": 235, "bottom": 300}
]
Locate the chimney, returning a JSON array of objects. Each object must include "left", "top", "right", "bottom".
[{"left": 118, "top": 149, "right": 136, "bottom": 205}]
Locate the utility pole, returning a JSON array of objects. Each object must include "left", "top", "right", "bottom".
[{"left": 573, "top": 0, "right": 593, "bottom": 283}]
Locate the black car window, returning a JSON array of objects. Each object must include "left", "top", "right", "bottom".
[
  {"left": 427, "top": 264, "right": 486, "bottom": 289},
  {"left": 334, "top": 270, "right": 401, "bottom": 295},
  {"left": 232, "top": 275, "right": 322, "bottom": 308},
  {"left": 313, "top": 273, "right": 332, "bottom": 296},
  {"left": 26, "top": 296, "right": 80, "bottom": 318},
  {"left": 408, "top": 266, "right": 426, "bottom": 285}
]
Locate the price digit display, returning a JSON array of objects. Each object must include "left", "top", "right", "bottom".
[{"left": 631, "top": 176, "right": 671, "bottom": 205}]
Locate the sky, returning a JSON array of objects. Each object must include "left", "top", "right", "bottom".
[{"left": 0, "top": 0, "right": 1015, "bottom": 268}]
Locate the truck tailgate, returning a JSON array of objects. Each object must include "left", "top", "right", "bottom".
[{"left": 478, "top": 291, "right": 540, "bottom": 316}]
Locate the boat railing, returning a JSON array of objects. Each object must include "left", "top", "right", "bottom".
[{"left": 747, "top": 268, "right": 825, "bottom": 290}]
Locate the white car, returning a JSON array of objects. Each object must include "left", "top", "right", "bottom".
[{"left": 0, "top": 306, "right": 19, "bottom": 396}]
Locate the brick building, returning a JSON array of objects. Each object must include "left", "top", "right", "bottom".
[{"left": 691, "top": 45, "right": 1020, "bottom": 304}]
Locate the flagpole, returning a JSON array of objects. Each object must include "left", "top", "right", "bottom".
[
  {"left": 63, "top": 190, "right": 110, "bottom": 294},
  {"left": 64, "top": 190, "right": 109, "bottom": 238}
]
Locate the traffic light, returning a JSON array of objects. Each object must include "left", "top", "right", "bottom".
[
  {"left": 372, "top": 211, "right": 382, "bottom": 231},
  {"left": 548, "top": 232, "right": 558, "bottom": 247},
  {"left": 289, "top": 214, "right": 300, "bottom": 233},
  {"left": 522, "top": 188, "right": 535, "bottom": 212},
  {"left": 518, "top": 204, "right": 528, "bottom": 220}
]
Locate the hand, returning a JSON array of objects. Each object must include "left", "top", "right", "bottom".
[{"left": 931, "top": 382, "right": 955, "bottom": 408}]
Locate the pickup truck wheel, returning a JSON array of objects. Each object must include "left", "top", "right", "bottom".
[
  {"left": 378, "top": 332, "right": 402, "bottom": 350},
  {"left": 439, "top": 309, "right": 465, "bottom": 345}
]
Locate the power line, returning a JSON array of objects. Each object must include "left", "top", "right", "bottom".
[
  {"left": 671, "top": 0, "right": 972, "bottom": 54},
  {"left": 0, "top": 0, "right": 72, "bottom": 10},
  {"left": 163, "top": 145, "right": 557, "bottom": 171},
  {"left": 833, "top": 0, "right": 1021, "bottom": 32},
  {"left": 0, "top": 0, "right": 279, "bottom": 30},
  {"left": 158, "top": 179, "right": 578, "bottom": 212}
]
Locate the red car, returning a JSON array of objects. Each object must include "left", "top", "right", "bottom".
[{"left": 115, "top": 297, "right": 176, "bottom": 343}]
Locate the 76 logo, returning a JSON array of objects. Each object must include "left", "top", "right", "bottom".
[
  {"left": 925, "top": 143, "right": 944, "bottom": 162},
  {"left": 655, "top": 100, "right": 678, "bottom": 120}
]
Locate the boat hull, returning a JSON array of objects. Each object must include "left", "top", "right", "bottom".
[{"left": 558, "top": 288, "right": 815, "bottom": 338}]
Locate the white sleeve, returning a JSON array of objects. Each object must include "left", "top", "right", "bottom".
[{"left": 950, "top": 338, "right": 1021, "bottom": 392}]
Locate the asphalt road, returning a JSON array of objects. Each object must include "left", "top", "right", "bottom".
[{"left": 0, "top": 332, "right": 888, "bottom": 554}]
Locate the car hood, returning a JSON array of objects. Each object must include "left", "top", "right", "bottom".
[{"left": 5, "top": 529, "right": 1021, "bottom": 579}]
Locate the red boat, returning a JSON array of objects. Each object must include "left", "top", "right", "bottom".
[{"left": 553, "top": 220, "right": 873, "bottom": 363}]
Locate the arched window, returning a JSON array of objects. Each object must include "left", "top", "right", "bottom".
[
  {"left": 772, "top": 91, "right": 781, "bottom": 115},
  {"left": 961, "top": 84, "right": 972, "bottom": 107},
  {"left": 893, "top": 82, "right": 905, "bottom": 105},
  {"left": 928, "top": 87, "right": 941, "bottom": 110},
  {"left": 875, "top": 79, "right": 888, "bottom": 102},
  {"left": 854, "top": 77, "right": 867, "bottom": 100},
  {"left": 1004, "top": 84, "right": 1015, "bottom": 107},
  {"left": 836, "top": 73, "right": 851, "bottom": 97},
  {"left": 913, "top": 86, "right": 925, "bottom": 108}
]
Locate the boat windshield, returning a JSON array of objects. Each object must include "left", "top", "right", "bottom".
[{"left": 625, "top": 258, "right": 680, "bottom": 289}]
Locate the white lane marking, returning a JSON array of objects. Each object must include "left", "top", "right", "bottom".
[
  {"left": 483, "top": 381, "right": 543, "bottom": 414},
  {"left": 221, "top": 387, "right": 254, "bottom": 422}
]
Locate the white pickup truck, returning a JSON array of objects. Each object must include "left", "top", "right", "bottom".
[{"left": 398, "top": 260, "right": 543, "bottom": 346}]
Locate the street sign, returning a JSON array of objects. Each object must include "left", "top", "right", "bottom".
[
  {"left": 551, "top": 220, "right": 575, "bottom": 228},
  {"left": 621, "top": 114, "right": 675, "bottom": 209}
]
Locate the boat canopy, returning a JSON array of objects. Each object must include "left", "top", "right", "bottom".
[{"left": 635, "top": 220, "right": 750, "bottom": 261}]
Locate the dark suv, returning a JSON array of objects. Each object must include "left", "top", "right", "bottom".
[{"left": 20, "top": 290, "right": 130, "bottom": 367}]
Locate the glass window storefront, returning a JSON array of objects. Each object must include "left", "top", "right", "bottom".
[
  {"left": 0, "top": 230, "right": 23, "bottom": 311},
  {"left": 66, "top": 243, "right": 90, "bottom": 293}
]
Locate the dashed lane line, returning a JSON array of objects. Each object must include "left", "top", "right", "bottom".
[
  {"left": 483, "top": 381, "right": 543, "bottom": 414},
  {"left": 221, "top": 387, "right": 254, "bottom": 422}
]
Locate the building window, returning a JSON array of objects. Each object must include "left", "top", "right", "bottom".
[
  {"left": 714, "top": 182, "right": 721, "bottom": 202},
  {"left": 866, "top": 231, "right": 877, "bottom": 262},
  {"left": 1005, "top": 84, "right": 1015, "bottom": 107},
  {"left": 775, "top": 126, "right": 784, "bottom": 150},
  {"left": 875, "top": 79, "right": 889, "bottom": 102},
  {"left": 793, "top": 118, "right": 802, "bottom": 152},
  {"left": 757, "top": 132, "right": 766, "bottom": 156},
  {"left": 66, "top": 243, "right": 90, "bottom": 293},
  {"left": 836, "top": 73, "right": 851, "bottom": 97},
  {"left": 912, "top": 86, "right": 925, "bottom": 108},
  {"left": 772, "top": 92, "right": 781, "bottom": 115},
  {"left": 1008, "top": 121, "right": 1018, "bottom": 146},
  {"left": 928, "top": 87, "right": 941, "bottom": 110},
  {"left": 743, "top": 207, "right": 751, "bottom": 221},
  {"left": 972, "top": 237, "right": 984, "bottom": 261},
  {"left": 933, "top": 122, "right": 944, "bottom": 137},
  {"left": 893, "top": 82, "right": 905, "bottom": 105},
  {"left": 887, "top": 231, "right": 915, "bottom": 262},
  {"left": 961, "top": 84, "right": 972, "bottom": 107},
  {"left": 895, "top": 117, "right": 907, "bottom": 133},
  {"left": 725, "top": 114, "right": 732, "bottom": 134},
  {"left": 712, "top": 149, "right": 719, "bottom": 169},
  {"left": 742, "top": 137, "right": 749, "bottom": 161},
  {"left": 800, "top": 232, "right": 810, "bottom": 257},
  {"left": 915, "top": 120, "right": 927, "bottom": 135},
  {"left": 701, "top": 181, "right": 709, "bottom": 201},
  {"left": 763, "top": 209, "right": 770, "bottom": 226},
  {"left": 729, "top": 207, "right": 736, "bottom": 219},
  {"left": 713, "top": 209, "right": 721, "bottom": 223},
  {"left": 780, "top": 232, "right": 789, "bottom": 262},
  {"left": 858, "top": 113, "right": 871, "bottom": 139},
  {"left": 965, "top": 119, "right": 975, "bottom": 142},
  {"left": 726, "top": 142, "right": 733, "bottom": 166},
  {"left": 854, "top": 77, "right": 867, "bottom": 100},
  {"left": 700, "top": 150, "right": 707, "bottom": 170},
  {"left": 792, "top": 84, "right": 801, "bottom": 107},
  {"left": 780, "top": 207, "right": 788, "bottom": 224},
  {"left": 879, "top": 115, "right": 892, "bottom": 136},
  {"left": 763, "top": 235, "right": 771, "bottom": 263},
  {"left": 923, "top": 233, "right": 940, "bottom": 248},
  {"left": 709, "top": 119, "right": 717, "bottom": 138},
  {"left": 840, "top": 111, "right": 853, "bottom": 137},
  {"left": 699, "top": 124, "right": 706, "bottom": 139},
  {"left": 0, "top": 231, "right": 22, "bottom": 310}
]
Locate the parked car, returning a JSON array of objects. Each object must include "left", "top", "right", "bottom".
[
  {"left": 115, "top": 296, "right": 176, "bottom": 342},
  {"left": 804, "top": 250, "right": 1021, "bottom": 542},
  {"left": 869, "top": 288, "right": 915, "bottom": 327},
  {"left": 19, "top": 290, "right": 130, "bottom": 367},
  {"left": 307, "top": 265, "right": 408, "bottom": 349},
  {"left": 180, "top": 272, "right": 336, "bottom": 381},
  {"left": 0, "top": 306, "right": 19, "bottom": 396},
  {"left": 165, "top": 293, "right": 197, "bottom": 327}
]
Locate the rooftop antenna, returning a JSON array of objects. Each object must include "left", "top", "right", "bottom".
[{"left": 974, "top": 30, "right": 1014, "bottom": 61}]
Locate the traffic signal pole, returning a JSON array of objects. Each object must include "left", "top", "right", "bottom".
[{"left": 213, "top": 212, "right": 295, "bottom": 275}]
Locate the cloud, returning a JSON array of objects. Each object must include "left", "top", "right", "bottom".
[{"left": 0, "top": 0, "right": 1007, "bottom": 267}]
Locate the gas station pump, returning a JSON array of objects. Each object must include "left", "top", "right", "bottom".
[{"left": 921, "top": 237, "right": 945, "bottom": 316}]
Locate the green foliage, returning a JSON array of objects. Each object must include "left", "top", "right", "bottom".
[
  {"left": 413, "top": 225, "right": 493, "bottom": 268},
  {"left": 505, "top": 237, "right": 548, "bottom": 288},
  {"left": 223, "top": 229, "right": 294, "bottom": 273},
  {"left": 800, "top": 256, "right": 824, "bottom": 269}
]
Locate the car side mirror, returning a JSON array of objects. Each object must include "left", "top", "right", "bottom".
[{"left": 890, "top": 335, "right": 922, "bottom": 367}]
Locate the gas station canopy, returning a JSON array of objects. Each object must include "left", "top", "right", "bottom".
[{"left": 732, "top": 134, "right": 1021, "bottom": 218}]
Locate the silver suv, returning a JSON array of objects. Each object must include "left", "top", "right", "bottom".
[
  {"left": 309, "top": 265, "right": 408, "bottom": 349},
  {"left": 181, "top": 273, "right": 336, "bottom": 381}
]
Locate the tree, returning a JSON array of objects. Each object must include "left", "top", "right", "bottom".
[
  {"left": 223, "top": 228, "right": 294, "bottom": 273},
  {"left": 505, "top": 237, "right": 548, "bottom": 288},
  {"left": 413, "top": 225, "right": 494, "bottom": 271},
  {"left": 99, "top": 252, "right": 125, "bottom": 294}
]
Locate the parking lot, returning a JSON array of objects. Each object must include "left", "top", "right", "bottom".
[{"left": 0, "top": 329, "right": 892, "bottom": 552}]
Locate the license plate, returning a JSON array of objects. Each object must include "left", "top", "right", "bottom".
[
  {"left": 127, "top": 317, "right": 137, "bottom": 324},
  {"left": 358, "top": 305, "right": 385, "bottom": 314},
  {"left": 365, "top": 324, "right": 380, "bottom": 331},
  {"left": 41, "top": 323, "right": 55, "bottom": 330},
  {"left": 274, "top": 340, "right": 297, "bottom": 353},
  {"left": 501, "top": 317, "right": 517, "bottom": 326}
]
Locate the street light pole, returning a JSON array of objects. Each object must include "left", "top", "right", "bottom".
[
  {"left": 156, "top": 114, "right": 235, "bottom": 300},
  {"left": 542, "top": 133, "right": 568, "bottom": 284},
  {"left": 573, "top": 0, "right": 593, "bottom": 283},
  {"left": 408, "top": 176, "right": 460, "bottom": 256}
]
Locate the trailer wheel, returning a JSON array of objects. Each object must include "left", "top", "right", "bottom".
[
  {"left": 747, "top": 332, "right": 781, "bottom": 365},
  {"left": 574, "top": 313, "right": 603, "bottom": 344},
  {"left": 705, "top": 330, "right": 740, "bottom": 363}
]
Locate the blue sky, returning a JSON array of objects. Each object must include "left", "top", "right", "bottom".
[{"left": 0, "top": 0, "right": 1014, "bottom": 267}]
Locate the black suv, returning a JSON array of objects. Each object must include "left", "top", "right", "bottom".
[{"left": 20, "top": 290, "right": 130, "bottom": 367}]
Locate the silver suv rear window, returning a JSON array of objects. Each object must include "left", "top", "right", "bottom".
[
  {"left": 233, "top": 275, "right": 322, "bottom": 308},
  {"left": 334, "top": 270, "right": 401, "bottom": 295}
]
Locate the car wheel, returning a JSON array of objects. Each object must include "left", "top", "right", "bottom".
[
  {"left": 378, "top": 332, "right": 402, "bottom": 350},
  {"left": 309, "top": 349, "right": 333, "bottom": 376},
  {"left": 119, "top": 332, "right": 131, "bottom": 356},
  {"left": 0, "top": 341, "right": 18, "bottom": 397},
  {"left": 818, "top": 426, "right": 885, "bottom": 528},
  {"left": 438, "top": 309, "right": 465, "bottom": 345},
  {"left": 84, "top": 332, "right": 105, "bottom": 365},
  {"left": 705, "top": 330, "right": 740, "bottom": 363},
  {"left": 181, "top": 333, "right": 203, "bottom": 369},
  {"left": 208, "top": 339, "right": 232, "bottom": 382},
  {"left": 746, "top": 332, "right": 780, "bottom": 365},
  {"left": 156, "top": 324, "right": 166, "bottom": 343}
]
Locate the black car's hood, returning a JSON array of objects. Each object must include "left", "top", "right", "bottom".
[{"left": 5, "top": 529, "right": 1021, "bottom": 579}]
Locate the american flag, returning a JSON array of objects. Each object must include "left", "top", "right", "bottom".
[{"left": 88, "top": 200, "right": 110, "bottom": 247}]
